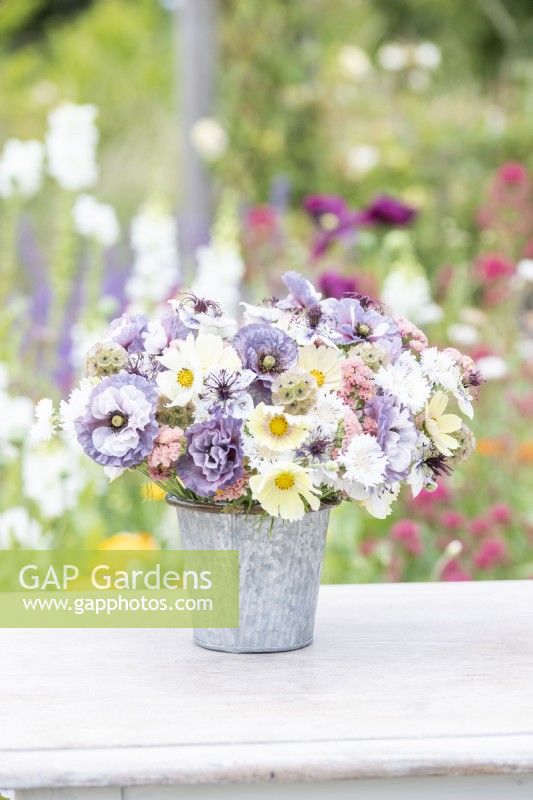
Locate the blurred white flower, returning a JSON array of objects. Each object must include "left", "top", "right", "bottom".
[
  {"left": 413, "top": 42, "right": 441, "bottom": 70},
  {"left": 337, "top": 45, "right": 371, "bottom": 81},
  {"left": 30, "top": 398, "right": 57, "bottom": 444},
  {"left": 407, "top": 70, "right": 431, "bottom": 92},
  {"left": 192, "top": 244, "right": 245, "bottom": 319},
  {"left": 377, "top": 42, "right": 409, "bottom": 71},
  {"left": 0, "top": 391, "right": 33, "bottom": 460},
  {"left": 0, "top": 507, "right": 45, "bottom": 549},
  {"left": 126, "top": 204, "right": 180, "bottom": 309},
  {"left": 344, "top": 144, "right": 380, "bottom": 178},
  {"left": 476, "top": 355, "right": 508, "bottom": 381},
  {"left": 23, "top": 444, "right": 87, "bottom": 519},
  {"left": 0, "top": 139, "right": 44, "bottom": 198},
  {"left": 46, "top": 102, "right": 99, "bottom": 191},
  {"left": 190, "top": 117, "right": 228, "bottom": 162},
  {"left": 516, "top": 259, "right": 533, "bottom": 283},
  {"left": 447, "top": 323, "right": 479, "bottom": 347},
  {"left": 73, "top": 194, "right": 120, "bottom": 247},
  {"left": 382, "top": 269, "right": 442, "bottom": 325}
]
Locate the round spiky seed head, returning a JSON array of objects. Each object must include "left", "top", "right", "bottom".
[
  {"left": 86, "top": 342, "right": 129, "bottom": 377},
  {"left": 271, "top": 369, "right": 317, "bottom": 415},
  {"left": 156, "top": 398, "right": 195, "bottom": 429}
]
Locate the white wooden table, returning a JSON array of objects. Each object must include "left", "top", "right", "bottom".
[{"left": 1, "top": 582, "right": 533, "bottom": 799}]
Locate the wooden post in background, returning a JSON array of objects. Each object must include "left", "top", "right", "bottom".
[{"left": 176, "top": 0, "right": 218, "bottom": 264}]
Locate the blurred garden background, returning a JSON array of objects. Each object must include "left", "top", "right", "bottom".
[{"left": 1, "top": 0, "right": 532, "bottom": 582}]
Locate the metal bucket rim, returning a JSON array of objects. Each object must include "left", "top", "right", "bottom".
[{"left": 165, "top": 493, "right": 340, "bottom": 516}]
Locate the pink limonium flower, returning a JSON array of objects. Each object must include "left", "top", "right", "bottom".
[
  {"left": 342, "top": 406, "right": 363, "bottom": 447},
  {"left": 474, "top": 536, "right": 508, "bottom": 570},
  {"left": 147, "top": 425, "right": 184, "bottom": 480},
  {"left": 489, "top": 503, "right": 512, "bottom": 526},
  {"left": 339, "top": 355, "right": 375, "bottom": 411},
  {"left": 214, "top": 473, "right": 249, "bottom": 502},
  {"left": 394, "top": 317, "right": 428, "bottom": 354},
  {"left": 391, "top": 519, "right": 423, "bottom": 556},
  {"left": 441, "top": 559, "right": 472, "bottom": 582}
]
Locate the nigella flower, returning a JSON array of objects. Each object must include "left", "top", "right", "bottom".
[
  {"left": 176, "top": 414, "right": 243, "bottom": 496},
  {"left": 364, "top": 393, "right": 417, "bottom": 481},
  {"left": 297, "top": 431, "right": 335, "bottom": 462},
  {"left": 107, "top": 312, "right": 149, "bottom": 354},
  {"left": 170, "top": 291, "right": 235, "bottom": 333},
  {"left": 327, "top": 297, "right": 401, "bottom": 352},
  {"left": 276, "top": 271, "right": 337, "bottom": 345},
  {"left": 75, "top": 373, "right": 158, "bottom": 468},
  {"left": 142, "top": 311, "right": 188, "bottom": 356},
  {"left": 196, "top": 368, "right": 256, "bottom": 419},
  {"left": 232, "top": 324, "right": 297, "bottom": 385}
]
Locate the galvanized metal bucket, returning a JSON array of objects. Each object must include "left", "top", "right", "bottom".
[{"left": 166, "top": 496, "right": 334, "bottom": 653}]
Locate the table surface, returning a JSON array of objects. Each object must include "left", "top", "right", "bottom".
[{"left": 1, "top": 581, "right": 532, "bottom": 789}]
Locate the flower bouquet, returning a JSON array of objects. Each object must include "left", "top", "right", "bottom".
[{"left": 42, "top": 271, "right": 480, "bottom": 652}]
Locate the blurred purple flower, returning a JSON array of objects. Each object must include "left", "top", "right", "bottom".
[
  {"left": 304, "top": 194, "right": 359, "bottom": 257},
  {"left": 75, "top": 372, "right": 158, "bottom": 468},
  {"left": 360, "top": 195, "right": 417, "bottom": 227},
  {"left": 176, "top": 414, "right": 243, "bottom": 497},
  {"left": 318, "top": 270, "right": 360, "bottom": 299}
]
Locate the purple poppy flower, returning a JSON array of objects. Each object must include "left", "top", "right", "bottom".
[
  {"left": 360, "top": 195, "right": 417, "bottom": 227},
  {"left": 232, "top": 324, "right": 297, "bottom": 384},
  {"left": 75, "top": 373, "right": 158, "bottom": 468},
  {"left": 176, "top": 415, "right": 243, "bottom": 497},
  {"left": 108, "top": 312, "right": 149, "bottom": 354},
  {"left": 304, "top": 194, "right": 350, "bottom": 224},
  {"left": 142, "top": 311, "right": 188, "bottom": 355},
  {"left": 318, "top": 270, "right": 360, "bottom": 300},
  {"left": 365, "top": 394, "right": 417, "bottom": 481},
  {"left": 327, "top": 297, "right": 401, "bottom": 352},
  {"left": 277, "top": 270, "right": 322, "bottom": 311}
]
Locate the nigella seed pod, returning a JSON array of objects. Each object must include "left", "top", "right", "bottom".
[{"left": 272, "top": 369, "right": 317, "bottom": 415}]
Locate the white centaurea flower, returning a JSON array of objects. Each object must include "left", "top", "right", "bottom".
[
  {"left": 375, "top": 351, "right": 430, "bottom": 413},
  {"left": 340, "top": 434, "right": 388, "bottom": 488},
  {"left": 30, "top": 398, "right": 58, "bottom": 443}
]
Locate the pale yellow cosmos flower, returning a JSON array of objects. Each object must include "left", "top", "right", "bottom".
[{"left": 424, "top": 391, "right": 462, "bottom": 457}]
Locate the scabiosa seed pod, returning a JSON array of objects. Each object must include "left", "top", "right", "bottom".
[
  {"left": 86, "top": 342, "right": 129, "bottom": 377},
  {"left": 155, "top": 397, "right": 195, "bottom": 429},
  {"left": 271, "top": 369, "right": 318, "bottom": 415}
]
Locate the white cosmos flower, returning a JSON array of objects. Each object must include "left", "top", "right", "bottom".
[
  {"left": 249, "top": 462, "right": 320, "bottom": 521},
  {"left": 157, "top": 333, "right": 240, "bottom": 407},
  {"left": 375, "top": 351, "right": 430, "bottom": 413},
  {"left": 340, "top": 433, "right": 388, "bottom": 488},
  {"left": 297, "top": 344, "right": 343, "bottom": 392},
  {"left": 247, "top": 403, "right": 312, "bottom": 453}
]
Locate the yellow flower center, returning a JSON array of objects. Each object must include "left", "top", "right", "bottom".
[
  {"left": 110, "top": 413, "right": 126, "bottom": 428},
  {"left": 274, "top": 472, "right": 295, "bottom": 490},
  {"left": 177, "top": 368, "right": 194, "bottom": 388},
  {"left": 310, "top": 368, "right": 325, "bottom": 387},
  {"left": 269, "top": 415, "right": 288, "bottom": 437}
]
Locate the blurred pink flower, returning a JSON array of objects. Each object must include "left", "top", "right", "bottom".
[
  {"left": 412, "top": 482, "right": 450, "bottom": 510},
  {"left": 318, "top": 270, "right": 360, "bottom": 299},
  {"left": 440, "top": 510, "right": 465, "bottom": 531},
  {"left": 441, "top": 559, "right": 471, "bottom": 581},
  {"left": 474, "top": 536, "right": 508, "bottom": 570},
  {"left": 391, "top": 519, "right": 423, "bottom": 556},
  {"left": 476, "top": 253, "right": 515, "bottom": 282},
  {"left": 489, "top": 503, "right": 512, "bottom": 526},
  {"left": 360, "top": 538, "right": 376, "bottom": 557},
  {"left": 469, "top": 516, "right": 492, "bottom": 538},
  {"left": 499, "top": 161, "right": 528, "bottom": 185}
]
